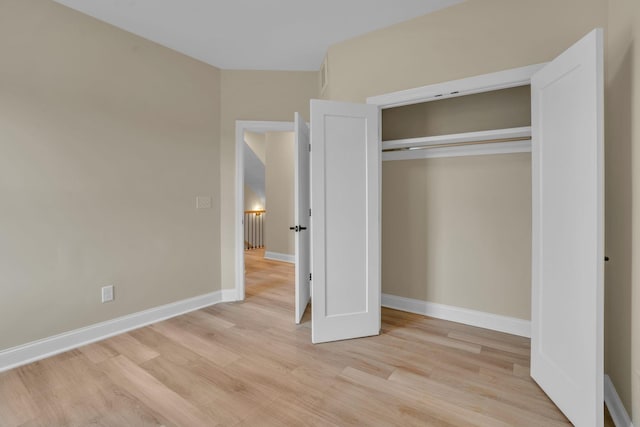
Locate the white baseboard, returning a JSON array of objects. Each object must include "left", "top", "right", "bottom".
[
  {"left": 605, "top": 374, "right": 633, "bottom": 427},
  {"left": 381, "top": 293, "right": 531, "bottom": 338},
  {"left": 0, "top": 290, "right": 234, "bottom": 373},
  {"left": 221, "top": 288, "right": 239, "bottom": 302},
  {"left": 264, "top": 251, "right": 295, "bottom": 263}
]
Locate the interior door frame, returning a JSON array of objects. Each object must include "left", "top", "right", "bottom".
[
  {"left": 366, "top": 63, "right": 545, "bottom": 108},
  {"left": 234, "top": 120, "right": 294, "bottom": 301}
]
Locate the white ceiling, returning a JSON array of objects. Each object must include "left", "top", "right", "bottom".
[{"left": 53, "top": 0, "right": 464, "bottom": 71}]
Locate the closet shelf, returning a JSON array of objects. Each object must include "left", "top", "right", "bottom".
[{"left": 382, "top": 126, "right": 532, "bottom": 151}]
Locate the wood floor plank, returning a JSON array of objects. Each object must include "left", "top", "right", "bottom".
[
  {"left": 448, "top": 331, "right": 530, "bottom": 356},
  {"left": 0, "top": 370, "right": 39, "bottom": 427},
  {"left": 77, "top": 340, "right": 118, "bottom": 364},
  {"left": 15, "top": 354, "right": 106, "bottom": 426},
  {"left": 387, "top": 367, "right": 569, "bottom": 426},
  {"left": 513, "top": 362, "right": 530, "bottom": 378},
  {"left": 102, "top": 332, "right": 160, "bottom": 364},
  {"left": 340, "top": 366, "right": 515, "bottom": 427},
  {"left": 182, "top": 309, "right": 236, "bottom": 330},
  {"left": 426, "top": 367, "right": 568, "bottom": 422},
  {"left": 14, "top": 351, "right": 168, "bottom": 427},
  {"left": 0, "top": 248, "right": 611, "bottom": 426},
  {"left": 236, "top": 395, "right": 341, "bottom": 427},
  {"left": 98, "top": 355, "right": 215, "bottom": 427},
  {"left": 128, "top": 326, "right": 203, "bottom": 367},
  {"left": 328, "top": 370, "right": 477, "bottom": 427},
  {"left": 150, "top": 319, "right": 241, "bottom": 367},
  {"left": 140, "top": 355, "right": 248, "bottom": 425}
]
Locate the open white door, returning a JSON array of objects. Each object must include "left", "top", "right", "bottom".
[
  {"left": 531, "top": 28, "right": 604, "bottom": 427},
  {"left": 294, "top": 112, "right": 311, "bottom": 324},
  {"left": 310, "top": 100, "right": 380, "bottom": 344}
]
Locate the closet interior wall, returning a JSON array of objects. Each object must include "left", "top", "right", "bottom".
[
  {"left": 381, "top": 86, "right": 533, "bottom": 321},
  {"left": 382, "top": 86, "right": 531, "bottom": 140}
]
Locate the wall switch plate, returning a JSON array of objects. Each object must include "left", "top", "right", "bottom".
[
  {"left": 101, "top": 285, "right": 114, "bottom": 303},
  {"left": 196, "top": 196, "right": 212, "bottom": 209}
]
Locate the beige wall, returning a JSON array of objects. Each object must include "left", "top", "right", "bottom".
[
  {"left": 382, "top": 154, "right": 532, "bottom": 319},
  {"left": 244, "top": 131, "right": 266, "bottom": 164},
  {"left": 243, "top": 130, "right": 266, "bottom": 212},
  {"left": 265, "top": 132, "right": 295, "bottom": 256},
  {"left": 244, "top": 185, "right": 263, "bottom": 212},
  {"left": 606, "top": 0, "right": 635, "bottom": 414},
  {"left": 323, "top": 0, "right": 607, "bottom": 103},
  {"left": 626, "top": 4, "right": 640, "bottom": 423},
  {"left": 633, "top": 5, "right": 640, "bottom": 423},
  {"left": 219, "top": 70, "right": 318, "bottom": 289},
  {"left": 607, "top": 0, "right": 640, "bottom": 421},
  {"left": 0, "top": 0, "right": 221, "bottom": 350},
  {"left": 382, "top": 86, "right": 531, "bottom": 140}
]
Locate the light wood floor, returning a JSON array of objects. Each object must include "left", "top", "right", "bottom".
[{"left": 0, "top": 249, "right": 612, "bottom": 426}]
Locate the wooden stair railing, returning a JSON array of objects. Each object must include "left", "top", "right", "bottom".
[{"left": 244, "top": 210, "right": 265, "bottom": 250}]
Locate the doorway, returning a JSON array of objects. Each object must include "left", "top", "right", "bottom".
[{"left": 234, "top": 121, "right": 295, "bottom": 303}]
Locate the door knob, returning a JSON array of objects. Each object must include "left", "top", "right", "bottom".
[{"left": 299, "top": 226, "right": 307, "bottom": 231}]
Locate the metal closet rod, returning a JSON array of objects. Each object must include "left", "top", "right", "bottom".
[{"left": 382, "top": 136, "right": 532, "bottom": 152}]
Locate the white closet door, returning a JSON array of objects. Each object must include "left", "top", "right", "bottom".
[
  {"left": 310, "top": 99, "right": 380, "bottom": 344},
  {"left": 531, "top": 28, "right": 604, "bottom": 427},
  {"left": 294, "top": 112, "right": 311, "bottom": 324}
]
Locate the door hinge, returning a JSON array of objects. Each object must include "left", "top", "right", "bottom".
[
  {"left": 309, "top": 208, "right": 311, "bottom": 217},
  {"left": 308, "top": 143, "right": 311, "bottom": 152},
  {"left": 309, "top": 273, "right": 312, "bottom": 281}
]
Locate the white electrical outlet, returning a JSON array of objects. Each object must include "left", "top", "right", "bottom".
[{"left": 101, "top": 285, "right": 114, "bottom": 303}]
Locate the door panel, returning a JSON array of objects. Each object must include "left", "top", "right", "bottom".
[
  {"left": 325, "top": 115, "right": 368, "bottom": 316},
  {"left": 294, "top": 112, "right": 311, "bottom": 324},
  {"left": 310, "top": 100, "right": 380, "bottom": 344},
  {"left": 531, "top": 28, "right": 604, "bottom": 427}
]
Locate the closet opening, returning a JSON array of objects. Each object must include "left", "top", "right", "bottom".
[{"left": 376, "top": 79, "right": 535, "bottom": 338}]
